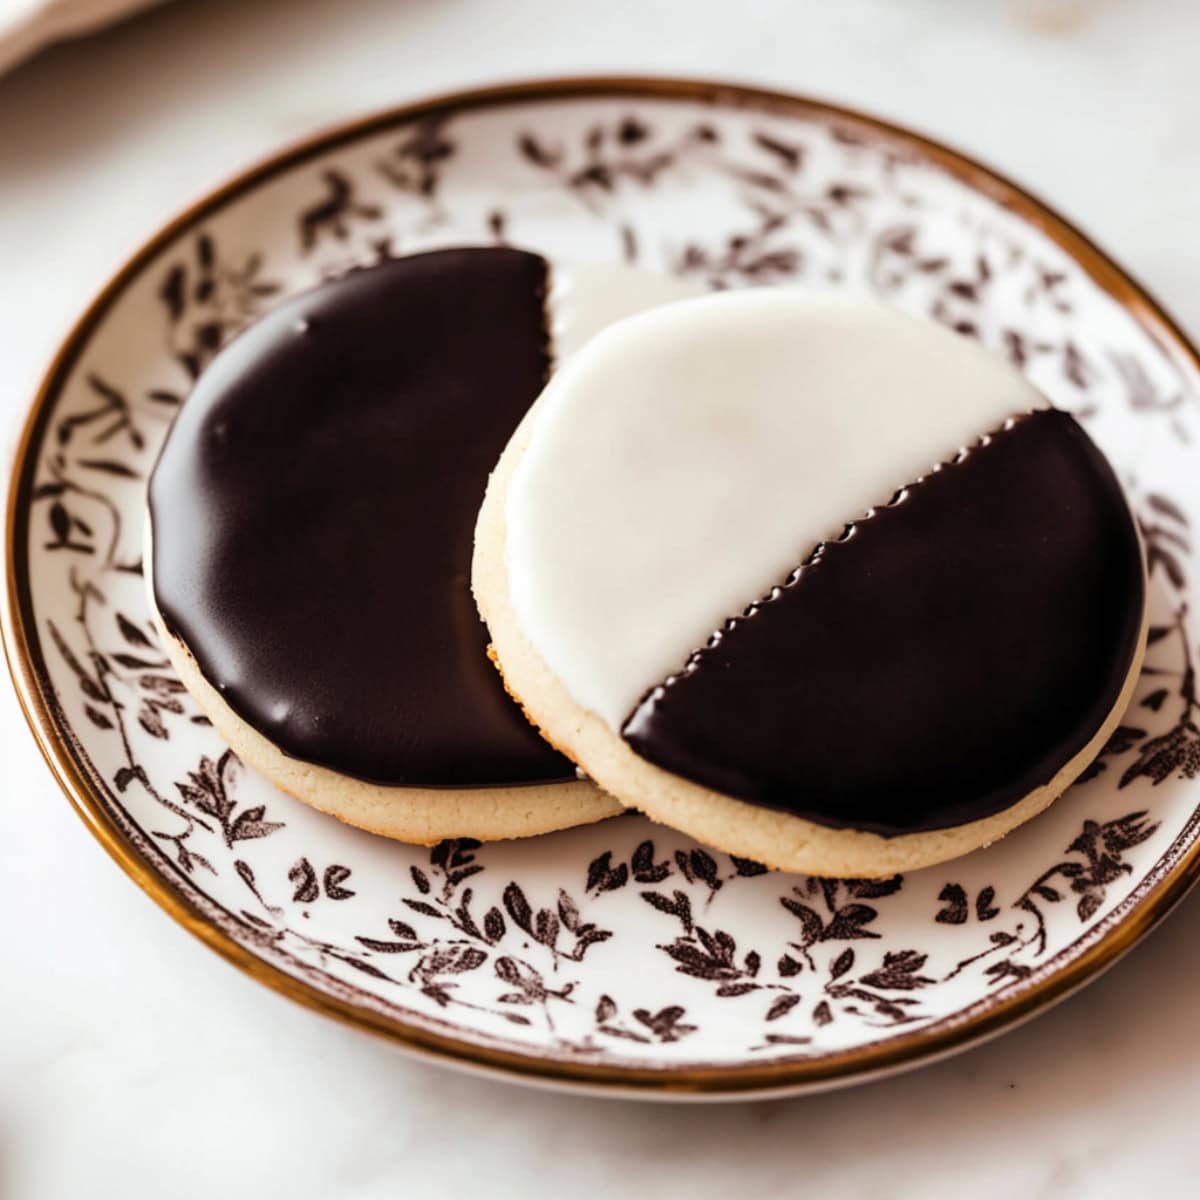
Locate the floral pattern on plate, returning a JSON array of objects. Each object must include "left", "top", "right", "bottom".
[{"left": 9, "top": 82, "right": 1199, "bottom": 1095}]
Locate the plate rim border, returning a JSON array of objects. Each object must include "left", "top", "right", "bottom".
[{"left": 5, "top": 73, "right": 1200, "bottom": 1100}]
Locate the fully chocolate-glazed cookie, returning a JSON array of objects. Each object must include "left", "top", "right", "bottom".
[
  {"left": 473, "top": 290, "right": 1147, "bottom": 875},
  {"left": 147, "top": 247, "right": 697, "bottom": 843}
]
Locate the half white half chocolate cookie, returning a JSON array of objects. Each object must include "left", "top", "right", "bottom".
[
  {"left": 473, "top": 290, "right": 1147, "bottom": 875},
  {"left": 147, "top": 247, "right": 696, "bottom": 843}
]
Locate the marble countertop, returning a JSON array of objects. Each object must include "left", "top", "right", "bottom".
[{"left": 3, "top": 1, "right": 1199, "bottom": 1195}]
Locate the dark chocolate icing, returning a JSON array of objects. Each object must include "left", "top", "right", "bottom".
[
  {"left": 149, "top": 247, "right": 576, "bottom": 787},
  {"left": 621, "top": 410, "right": 1144, "bottom": 836}
]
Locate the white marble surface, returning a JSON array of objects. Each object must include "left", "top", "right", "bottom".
[{"left": 3, "top": 1, "right": 1200, "bottom": 1195}]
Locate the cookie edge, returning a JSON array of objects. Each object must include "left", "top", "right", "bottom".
[{"left": 144, "top": 515, "right": 621, "bottom": 845}]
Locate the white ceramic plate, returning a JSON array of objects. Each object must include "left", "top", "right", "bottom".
[{"left": 6, "top": 78, "right": 1199, "bottom": 1099}]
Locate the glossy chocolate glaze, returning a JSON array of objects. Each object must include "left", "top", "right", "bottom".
[
  {"left": 622, "top": 410, "right": 1145, "bottom": 836},
  {"left": 149, "top": 247, "right": 576, "bottom": 786}
]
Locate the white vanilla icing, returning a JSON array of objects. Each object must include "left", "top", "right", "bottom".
[
  {"left": 547, "top": 261, "right": 702, "bottom": 361},
  {"left": 504, "top": 290, "right": 1049, "bottom": 729}
]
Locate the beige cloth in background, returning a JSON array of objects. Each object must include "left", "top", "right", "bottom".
[{"left": 0, "top": 0, "right": 167, "bottom": 75}]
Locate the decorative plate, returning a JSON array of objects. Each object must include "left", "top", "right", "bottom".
[{"left": 6, "top": 78, "right": 1199, "bottom": 1100}]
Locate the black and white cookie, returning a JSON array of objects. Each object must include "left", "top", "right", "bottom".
[
  {"left": 147, "top": 247, "right": 696, "bottom": 843},
  {"left": 473, "top": 289, "right": 1148, "bottom": 875}
]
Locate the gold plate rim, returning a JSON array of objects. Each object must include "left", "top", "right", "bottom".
[{"left": 6, "top": 74, "right": 1200, "bottom": 1099}]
